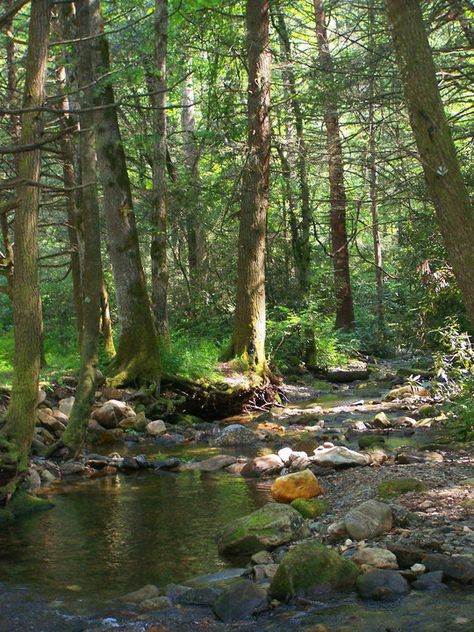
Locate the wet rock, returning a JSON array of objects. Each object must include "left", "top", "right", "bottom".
[
  {"left": 58, "top": 396, "right": 75, "bottom": 417},
  {"left": 119, "top": 456, "right": 140, "bottom": 470},
  {"left": 327, "top": 520, "right": 348, "bottom": 542},
  {"left": 358, "top": 434, "right": 385, "bottom": 450},
  {"left": 146, "top": 420, "right": 167, "bottom": 436},
  {"left": 356, "top": 570, "right": 409, "bottom": 601},
  {"left": 26, "top": 468, "right": 42, "bottom": 492},
  {"left": 384, "top": 385, "right": 430, "bottom": 401},
  {"left": 373, "top": 412, "right": 391, "bottom": 429},
  {"left": 291, "top": 498, "right": 329, "bottom": 519},
  {"left": 351, "top": 547, "right": 398, "bottom": 570},
  {"left": 60, "top": 461, "right": 85, "bottom": 476},
  {"left": 423, "top": 554, "right": 474, "bottom": 584},
  {"left": 218, "top": 502, "right": 310, "bottom": 557},
  {"left": 344, "top": 500, "right": 393, "bottom": 541},
  {"left": 85, "top": 454, "right": 111, "bottom": 469},
  {"left": 241, "top": 454, "right": 284, "bottom": 478},
  {"left": 312, "top": 445, "right": 369, "bottom": 468},
  {"left": 186, "top": 455, "right": 237, "bottom": 472},
  {"left": 210, "top": 424, "right": 259, "bottom": 447},
  {"left": 119, "top": 412, "right": 147, "bottom": 432},
  {"left": 251, "top": 551, "right": 274, "bottom": 565},
  {"left": 139, "top": 596, "right": 171, "bottom": 611},
  {"left": 213, "top": 579, "right": 267, "bottom": 622},
  {"left": 91, "top": 400, "right": 135, "bottom": 430},
  {"left": 412, "top": 571, "right": 445, "bottom": 591},
  {"left": 253, "top": 563, "right": 278, "bottom": 582},
  {"left": 271, "top": 469, "right": 324, "bottom": 503},
  {"left": 154, "top": 432, "right": 185, "bottom": 446},
  {"left": 119, "top": 584, "right": 160, "bottom": 604},
  {"left": 326, "top": 361, "right": 369, "bottom": 382},
  {"left": 378, "top": 478, "right": 428, "bottom": 499},
  {"left": 270, "top": 541, "right": 360, "bottom": 600},
  {"left": 153, "top": 457, "right": 180, "bottom": 470},
  {"left": 225, "top": 460, "right": 248, "bottom": 474}
]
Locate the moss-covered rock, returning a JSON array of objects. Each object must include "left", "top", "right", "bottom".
[
  {"left": 8, "top": 491, "right": 54, "bottom": 518},
  {"left": 270, "top": 541, "right": 360, "bottom": 600},
  {"left": 358, "top": 434, "right": 386, "bottom": 450},
  {"left": 290, "top": 498, "right": 329, "bottom": 519},
  {"left": 217, "top": 502, "right": 310, "bottom": 557},
  {"left": 378, "top": 478, "right": 428, "bottom": 499}
]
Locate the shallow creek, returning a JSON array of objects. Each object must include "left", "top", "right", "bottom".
[{"left": 0, "top": 384, "right": 473, "bottom": 631}]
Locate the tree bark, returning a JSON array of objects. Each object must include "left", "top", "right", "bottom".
[
  {"left": 58, "top": 0, "right": 102, "bottom": 455},
  {"left": 314, "top": 0, "right": 355, "bottom": 330},
  {"left": 90, "top": 0, "right": 161, "bottom": 386},
  {"left": 150, "top": 0, "right": 169, "bottom": 337},
  {"left": 224, "top": 0, "right": 271, "bottom": 373},
  {"left": 99, "top": 276, "right": 115, "bottom": 360},
  {"left": 181, "top": 65, "right": 207, "bottom": 310},
  {"left": 385, "top": 0, "right": 474, "bottom": 328},
  {"left": 0, "top": 0, "right": 51, "bottom": 505}
]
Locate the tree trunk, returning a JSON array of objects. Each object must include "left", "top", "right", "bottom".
[
  {"left": 224, "top": 0, "right": 271, "bottom": 373},
  {"left": 385, "top": 0, "right": 474, "bottom": 327},
  {"left": 447, "top": 0, "right": 474, "bottom": 47},
  {"left": 0, "top": 0, "right": 51, "bottom": 505},
  {"left": 150, "top": 0, "right": 169, "bottom": 337},
  {"left": 100, "top": 276, "right": 115, "bottom": 360},
  {"left": 58, "top": 0, "right": 102, "bottom": 455},
  {"left": 274, "top": 6, "right": 311, "bottom": 298},
  {"left": 181, "top": 66, "right": 207, "bottom": 310},
  {"left": 314, "top": 0, "right": 355, "bottom": 330},
  {"left": 90, "top": 0, "right": 161, "bottom": 386}
]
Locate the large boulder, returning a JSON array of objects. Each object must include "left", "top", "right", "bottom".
[
  {"left": 312, "top": 445, "right": 369, "bottom": 468},
  {"left": 212, "top": 580, "right": 267, "bottom": 621},
  {"left": 270, "top": 541, "right": 360, "bottom": 600},
  {"left": 210, "top": 424, "right": 259, "bottom": 447},
  {"left": 241, "top": 454, "right": 284, "bottom": 478},
  {"left": 217, "top": 503, "right": 310, "bottom": 557},
  {"left": 326, "top": 361, "right": 369, "bottom": 382},
  {"left": 91, "top": 399, "right": 135, "bottom": 429},
  {"left": 271, "top": 470, "right": 324, "bottom": 503},
  {"left": 344, "top": 500, "right": 393, "bottom": 541},
  {"left": 186, "top": 455, "right": 237, "bottom": 472},
  {"left": 423, "top": 554, "right": 474, "bottom": 584},
  {"left": 356, "top": 570, "right": 409, "bottom": 601}
]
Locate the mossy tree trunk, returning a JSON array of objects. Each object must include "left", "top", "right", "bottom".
[
  {"left": 90, "top": 0, "right": 161, "bottom": 386},
  {"left": 385, "top": 0, "right": 474, "bottom": 328},
  {"left": 314, "top": 0, "right": 355, "bottom": 331},
  {"left": 58, "top": 0, "right": 102, "bottom": 455},
  {"left": 0, "top": 0, "right": 51, "bottom": 506},
  {"left": 224, "top": 0, "right": 271, "bottom": 374},
  {"left": 150, "top": 0, "right": 169, "bottom": 337}
]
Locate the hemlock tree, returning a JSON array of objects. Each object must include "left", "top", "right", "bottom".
[
  {"left": 224, "top": 0, "right": 271, "bottom": 373},
  {"left": 90, "top": 0, "right": 161, "bottom": 385},
  {"left": 385, "top": 0, "right": 474, "bottom": 328},
  {"left": 314, "top": 0, "right": 355, "bottom": 330},
  {"left": 0, "top": 0, "right": 51, "bottom": 505}
]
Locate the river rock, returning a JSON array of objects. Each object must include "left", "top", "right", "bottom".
[
  {"left": 37, "top": 409, "right": 65, "bottom": 433},
  {"left": 423, "top": 554, "right": 474, "bottom": 584},
  {"left": 352, "top": 547, "right": 398, "bottom": 571},
  {"left": 213, "top": 579, "right": 267, "bottom": 622},
  {"left": 373, "top": 412, "right": 391, "bottom": 429},
  {"left": 251, "top": 551, "right": 274, "bottom": 565},
  {"left": 210, "top": 424, "right": 259, "bottom": 447},
  {"left": 326, "top": 361, "right": 369, "bottom": 382},
  {"left": 139, "top": 596, "right": 171, "bottom": 611},
  {"left": 312, "top": 445, "right": 369, "bottom": 467},
  {"left": 356, "top": 570, "right": 409, "bottom": 601},
  {"left": 412, "top": 571, "right": 445, "bottom": 591},
  {"left": 344, "top": 499, "right": 393, "bottom": 541},
  {"left": 146, "top": 420, "right": 167, "bottom": 436},
  {"left": 60, "top": 461, "right": 86, "bottom": 476},
  {"left": 291, "top": 498, "right": 329, "bottom": 519},
  {"left": 59, "top": 396, "right": 75, "bottom": 417},
  {"left": 241, "top": 454, "right": 284, "bottom": 478},
  {"left": 271, "top": 469, "right": 324, "bottom": 503},
  {"left": 270, "top": 541, "right": 360, "bottom": 600},
  {"left": 119, "top": 584, "right": 160, "bottom": 604},
  {"left": 37, "top": 389, "right": 47, "bottom": 405},
  {"left": 91, "top": 400, "right": 135, "bottom": 429},
  {"left": 384, "top": 385, "right": 430, "bottom": 401},
  {"left": 186, "top": 455, "right": 237, "bottom": 472},
  {"left": 218, "top": 503, "right": 310, "bottom": 557}
]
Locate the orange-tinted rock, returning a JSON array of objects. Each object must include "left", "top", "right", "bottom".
[{"left": 271, "top": 469, "right": 324, "bottom": 503}]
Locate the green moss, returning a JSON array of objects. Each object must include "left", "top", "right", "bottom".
[
  {"left": 270, "top": 541, "right": 360, "bottom": 600},
  {"left": 358, "top": 434, "right": 386, "bottom": 450},
  {"left": 378, "top": 478, "right": 428, "bottom": 499},
  {"left": 291, "top": 498, "right": 329, "bottom": 519},
  {"left": 9, "top": 490, "right": 54, "bottom": 517}
]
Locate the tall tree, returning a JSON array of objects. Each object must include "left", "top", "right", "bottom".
[
  {"left": 90, "top": 0, "right": 161, "bottom": 385},
  {"left": 224, "top": 0, "right": 271, "bottom": 373},
  {"left": 385, "top": 0, "right": 474, "bottom": 327},
  {"left": 314, "top": 0, "right": 355, "bottom": 330},
  {"left": 0, "top": 0, "right": 51, "bottom": 505},
  {"left": 150, "top": 0, "right": 169, "bottom": 337}
]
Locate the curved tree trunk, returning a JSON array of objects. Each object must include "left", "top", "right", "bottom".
[
  {"left": 224, "top": 0, "right": 271, "bottom": 374},
  {"left": 90, "top": 0, "right": 161, "bottom": 386},
  {"left": 385, "top": 0, "right": 474, "bottom": 328},
  {"left": 0, "top": 0, "right": 51, "bottom": 505},
  {"left": 314, "top": 0, "right": 355, "bottom": 330}
]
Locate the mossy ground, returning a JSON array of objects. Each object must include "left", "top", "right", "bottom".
[{"left": 378, "top": 478, "right": 428, "bottom": 499}]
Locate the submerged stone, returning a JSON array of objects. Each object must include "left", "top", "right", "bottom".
[{"left": 213, "top": 579, "right": 267, "bottom": 621}]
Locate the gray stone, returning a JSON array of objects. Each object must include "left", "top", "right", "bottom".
[
  {"left": 241, "top": 454, "right": 284, "bottom": 478},
  {"left": 412, "top": 571, "right": 446, "bottom": 591},
  {"left": 212, "top": 580, "right": 267, "bottom": 622},
  {"left": 344, "top": 500, "right": 393, "bottom": 541},
  {"left": 312, "top": 445, "right": 369, "bottom": 467},
  {"left": 423, "top": 554, "right": 474, "bottom": 584},
  {"left": 356, "top": 570, "right": 409, "bottom": 601},
  {"left": 146, "top": 420, "right": 167, "bottom": 436},
  {"left": 58, "top": 396, "right": 75, "bottom": 417},
  {"left": 91, "top": 399, "right": 135, "bottom": 429},
  {"left": 186, "top": 455, "right": 237, "bottom": 472},
  {"left": 210, "top": 424, "right": 259, "bottom": 447},
  {"left": 119, "top": 584, "right": 160, "bottom": 604},
  {"left": 352, "top": 547, "right": 398, "bottom": 570}
]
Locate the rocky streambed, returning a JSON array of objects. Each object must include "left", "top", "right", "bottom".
[{"left": 0, "top": 362, "right": 473, "bottom": 631}]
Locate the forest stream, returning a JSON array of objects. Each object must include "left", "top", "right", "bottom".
[{"left": 0, "top": 370, "right": 473, "bottom": 632}]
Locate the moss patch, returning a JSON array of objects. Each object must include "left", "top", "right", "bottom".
[
  {"left": 270, "top": 541, "right": 360, "bottom": 600},
  {"left": 291, "top": 498, "right": 329, "bottom": 519},
  {"left": 358, "top": 434, "right": 386, "bottom": 450},
  {"left": 378, "top": 478, "right": 428, "bottom": 499},
  {"left": 8, "top": 491, "right": 55, "bottom": 518}
]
